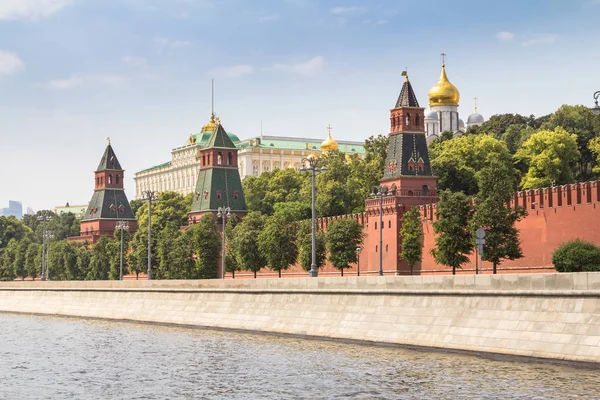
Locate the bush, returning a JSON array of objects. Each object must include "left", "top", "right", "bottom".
[{"left": 552, "top": 239, "right": 600, "bottom": 272}]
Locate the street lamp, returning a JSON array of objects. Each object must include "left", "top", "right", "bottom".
[
  {"left": 116, "top": 221, "right": 130, "bottom": 281},
  {"left": 37, "top": 211, "right": 52, "bottom": 281},
  {"left": 356, "top": 247, "right": 362, "bottom": 276},
  {"left": 217, "top": 207, "right": 231, "bottom": 279},
  {"left": 370, "top": 185, "right": 392, "bottom": 276},
  {"left": 300, "top": 154, "right": 327, "bottom": 278},
  {"left": 592, "top": 91, "right": 600, "bottom": 115},
  {"left": 142, "top": 190, "right": 159, "bottom": 280},
  {"left": 43, "top": 231, "right": 54, "bottom": 281}
]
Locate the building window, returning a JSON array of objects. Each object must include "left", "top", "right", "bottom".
[
  {"left": 204, "top": 191, "right": 208, "bottom": 199},
  {"left": 100, "top": 177, "right": 103, "bottom": 185},
  {"left": 108, "top": 175, "right": 112, "bottom": 184},
  {"left": 217, "top": 152, "right": 222, "bottom": 165},
  {"left": 228, "top": 152, "right": 233, "bottom": 166},
  {"left": 388, "top": 221, "right": 391, "bottom": 228},
  {"left": 202, "top": 154, "right": 206, "bottom": 166},
  {"left": 408, "top": 190, "right": 413, "bottom": 196},
  {"left": 405, "top": 113, "right": 410, "bottom": 125},
  {"left": 386, "top": 244, "right": 388, "bottom": 252},
  {"left": 96, "top": 177, "right": 99, "bottom": 187},
  {"left": 415, "top": 113, "right": 420, "bottom": 126},
  {"left": 263, "top": 161, "right": 270, "bottom": 172},
  {"left": 422, "top": 185, "right": 429, "bottom": 196},
  {"left": 216, "top": 191, "right": 222, "bottom": 200},
  {"left": 116, "top": 175, "right": 120, "bottom": 184},
  {"left": 233, "top": 191, "right": 239, "bottom": 200},
  {"left": 375, "top": 245, "right": 378, "bottom": 253}
]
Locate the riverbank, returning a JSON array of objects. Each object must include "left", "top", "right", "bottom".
[{"left": 1, "top": 272, "right": 599, "bottom": 364}]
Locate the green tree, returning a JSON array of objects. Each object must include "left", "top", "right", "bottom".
[
  {"left": 478, "top": 113, "right": 530, "bottom": 138},
  {"left": 0, "top": 239, "right": 19, "bottom": 281},
  {"left": 25, "top": 242, "right": 41, "bottom": 280},
  {"left": 296, "top": 220, "right": 326, "bottom": 272},
  {"left": 552, "top": 239, "right": 600, "bottom": 272},
  {"left": 156, "top": 222, "right": 195, "bottom": 279},
  {"left": 13, "top": 238, "right": 31, "bottom": 279},
  {"left": 224, "top": 215, "right": 242, "bottom": 278},
  {"left": 399, "top": 207, "right": 423, "bottom": 275},
  {"left": 589, "top": 137, "right": 600, "bottom": 175},
  {"left": 230, "top": 212, "right": 266, "bottom": 278},
  {"left": 76, "top": 245, "right": 92, "bottom": 280},
  {"left": 431, "top": 190, "right": 474, "bottom": 275},
  {"left": 0, "top": 216, "right": 33, "bottom": 250},
  {"left": 471, "top": 158, "right": 527, "bottom": 274},
  {"left": 325, "top": 218, "right": 365, "bottom": 276},
  {"left": 243, "top": 168, "right": 306, "bottom": 216},
  {"left": 190, "top": 214, "right": 221, "bottom": 279},
  {"left": 542, "top": 105, "right": 600, "bottom": 179},
  {"left": 258, "top": 214, "right": 298, "bottom": 278},
  {"left": 514, "top": 127, "right": 580, "bottom": 189},
  {"left": 501, "top": 124, "right": 534, "bottom": 154},
  {"left": 87, "top": 236, "right": 112, "bottom": 280},
  {"left": 429, "top": 134, "right": 517, "bottom": 195}
]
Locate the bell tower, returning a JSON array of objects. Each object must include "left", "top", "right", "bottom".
[{"left": 365, "top": 72, "right": 437, "bottom": 274}]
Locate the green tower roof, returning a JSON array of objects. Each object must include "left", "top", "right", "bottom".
[{"left": 96, "top": 144, "right": 123, "bottom": 171}]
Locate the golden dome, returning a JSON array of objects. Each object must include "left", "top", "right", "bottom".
[
  {"left": 320, "top": 124, "right": 338, "bottom": 152},
  {"left": 200, "top": 113, "right": 218, "bottom": 133},
  {"left": 428, "top": 64, "right": 460, "bottom": 106}
]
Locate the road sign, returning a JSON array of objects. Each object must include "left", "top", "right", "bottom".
[{"left": 476, "top": 228, "right": 486, "bottom": 240}]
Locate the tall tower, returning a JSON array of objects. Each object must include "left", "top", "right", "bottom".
[
  {"left": 428, "top": 54, "right": 461, "bottom": 136},
  {"left": 78, "top": 140, "right": 137, "bottom": 242},
  {"left": 188, "top": 121, "right": 247, "bottom": 224},
  {"left": 365, "top": 72, "right": 437, "bottom": 274}
]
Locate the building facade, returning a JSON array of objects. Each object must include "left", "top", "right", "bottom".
[
  {"left": 133, "top": 114, "right": 364, "bottom": 199},
  {"left": 0, "top": 201, "right": 23, "bottom": 219}
]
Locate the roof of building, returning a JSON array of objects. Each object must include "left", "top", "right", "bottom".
[
  {"left": 136, "top": 161, "right": 172, "bottom": 174},
  {"left": 428, "top": 63, "right": 460, "bottom": 106},
  {"left": 205, "top": 123, "right": 237, "bottom": 149},
  {"left": 395, "top": 76, "right": 420, "bottom": 108},
  {"left": 383, "top": 133, "right": 432, "bottom": 179},
  {"left": 190, "top": 167, "right": 247, "bottom": 213},
  {"left": 237, "top": 135, "right": 364, "bottom": 153},
  {"left": 82, "top": 189, "right": 136, "bottom": 221},
  {"left": 96, "top": 144, "right": 123, "bottom": 172},
  {"left": 55, "top": 204, "right": 88, "bottom": 216}
]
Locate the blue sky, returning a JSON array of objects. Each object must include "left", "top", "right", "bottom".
[{"left": 1, "top": 0, "right": 600, "bottom": 211}]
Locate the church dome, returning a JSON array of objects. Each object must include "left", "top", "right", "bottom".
[
  {"left": 320, "top": 128, "right": 338, "bottom": 152},
  {"left": 467, "top": 112, "right": 485, "bottom": 125},
  {"left": 424, "top": 109, "right": 438, "bottom": 121},
  {"left": 428, "top": 64, "right": 460, "bottom": 106}
]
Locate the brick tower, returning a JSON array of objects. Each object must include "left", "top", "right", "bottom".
[
  {"left": 365, "top": 72, "right": 438, "bottom": 274},
  {"left": 76, "top": 140, "right": 138, "bottom": 243},
  {"left": 188, "top": 122, "right": 247, "bottom": 224}
]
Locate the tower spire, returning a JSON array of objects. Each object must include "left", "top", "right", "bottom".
[
  {"left": 474, "top": 97, "right": 479, "bottom": 113},
  {"left": 441, "top": 52, "right": 446, "bottom": 67},
  {"left": 211, "top": 78, "right": 214, "bottom": 117}
]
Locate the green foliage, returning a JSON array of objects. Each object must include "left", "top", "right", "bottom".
[
  {"left": 431, "top": 190, "right": 474, "bottom": 274},
  {"left": 87, "top": 236, "right": 112, "bottom": 280},
  {"left": 478, "top": 113, "right": 531, "bottom": 138},
  {"left": 230, "top": 212, "right": 266, "bottom": 278},
  {"left": 243, "top": 168, "right": 306, "bottom": 216},
  {"left": 541, "top": 105, "right": 600, "bottom": 179},
  {"left": 258, "top": 214, "right": 298, "bottom": 277},
  {"left": 296, "top": 220, "right": 326, "bottom": 272},
  {"left": 429, "top": 134, "right": 517, "bottom": 195},
  {"left": 224, "top": 215, "right": 242, "bottom": 277},
  {"left": 325, "top": 219, "right": 365, "bottom": 276},
  {"left": 0, "top": 216, "right": 33, "bottom": 251},
  {"left": 552, "top": 239, "right": 600, "bottom": 272},
  {"left": 588, "top": 137, "right": 600, "bottom": 175},
  {"left": 25, "top": 242, "right": 41, "bottom": 280},
  {"left": 0, "top": 239, "right": 19, "bottom": 281},
  {"left": 157, "top": 222, "right": 195, "bottom": 279},
  {"left": 501, "top": 124, "right": 534, "bottom": 155},
  {"left": 514, "top": 127, "right": 580, "bottom": 189},
  {"left": 471, "top": 157, "right": 527, "bottom": 273},
  {"left": 273, "top": 201, "right": 311, "bottom": 221},
  {"left": 190, "top": 214, "right": 221, "bottom": 279},
  {"left": 363, "top": 134, "right": 390, "bottom": 182},
  {"left": 400, "top": 207, "right": 423, "bottom": 274}
]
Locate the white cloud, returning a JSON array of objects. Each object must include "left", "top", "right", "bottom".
[
  {"left": 496, "top": 31, "right": 515, "bottom": 41},
  {"left": 330, "top": 6, "right": 367, "bottom": 15},
  {"left": 45, "top": 74, "right": 128, "bottom": 89},
  {"left": 259, "top": 14, "right": 279, "bottom": 22},
  {"left": 212, "top": 65, "right": 254, "bottom": 78},
  {"left": 154, "top": 37, "right": 192, "bottom": 49},
  {"left": 521, "top": 34, "right": 558, "bottom": 46},
  {"left": 123, "top": 56, "right": 148, "bottom": 68},
  {"left": 274, "top": 56, "right": 326, "bottom": 76},
  {"left": 0, "top": 0, "right": 74, "bottom": 20},
  {"left": 0, "top": 51, "right": 24, "bottom": 74}
]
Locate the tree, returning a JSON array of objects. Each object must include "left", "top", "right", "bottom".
[
  {"left": 224, "top": 215, "right": 241, "bottom": 278},
  {"left": 542, "top": 105, "right": 600, "bottom": 179},
  {"left": 471, "top": 157, "right": 527, "bottom": 274},
  {"left": 230, "top": 212, "right": 266, "bottom": 278},
  {"left": 589, "top": 137, "right": 600, "bottom": 175},
  {"left": 478, "top": 113, "right": 530, "bottom": 138},
  {"left": 190, "top": 214, "right": 221, "bottom": 279},
  {"left": 25, "top": 242, "right": 41, "bottom": 280},
  {"left": 76, "top": 245, "right": 92, "bottom": 280},
  {"left": 296, "top": 220, "right": 326, "bottom": 272},
  {"left": 243, "top": 168, "right": 306, "bottom": 216},
  {"left": 87, "top": 236, "right": 112, "bottom": 280},
  {"left": 400, "top": 207, "right": 423, "bottom": 275},
  {"left": 431, "top": 190, "right": 474, "bottom": 275},
  {"left": 258, "top": 214, "right": 298, "bottom": 278},
  {"left": 325, "top": 219, "right": 365, "bottom": 276},
  {"left": 514, "top": 127, "right": 580, "bottom": 189},
  {"left": 429, "top": 134, "right": 517, "bottom": 195},
  {"left": 552, "top": 239, "right": 600, "bottom": 272},
  {"left": 501, "top": 124, "right": 534, "bottom": 155},
  {"left": 157, "top": 222, "right": 194, "bottom": 279},
  {"left": 0, "top": 216, "right": 33, "bottom": 250},
  {"left": 13, "top": 238, "right": 31, "bottom": 279}
]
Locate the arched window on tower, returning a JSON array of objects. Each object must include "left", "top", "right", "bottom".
[
  {"left": 422, "top": 185, "right": 429, "bottom": 196},
  {"left": 116, "top": 175, "right": 120, "bottom": 184},
  {"left": 405, "top": 113, "right": 410, "bottom": 125},
  {"left": 217, "top": 152, "right": 222, "bottom": 165},
  {"left": 202, "top": 154, "right": 206, "bottom": 166},
  {"left": 228, "top": 152, "right": 233, "bottom": 166},
  {"left": 108, "top": 174, "right": 112, "bottom": 184},
  {"left": 415, "top": 113, "right": 420, "bottom": 127}
]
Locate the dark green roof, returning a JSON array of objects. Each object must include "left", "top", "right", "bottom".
[
  {"left": 96, "top": 144, "right": 123, "bottom": 171},
  {"left": 82, "top": 189, "right": 136, "bottom": 221},
  {"left": 187, "top": 130, "right": 240, "bottom": 146},
  {"left": 205, "top": 124, "right": 237, "bottom": 149},
  {"left": 383, "top": 133, "right": 432, "bottom": 179},
  {"left": 395, "top": 79, "right": 420, "bottom": 108},
  {"left": 190, "top": 168, "right": 247, "bottom": 213}
]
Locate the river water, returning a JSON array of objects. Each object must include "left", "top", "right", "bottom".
[{"left": 0, "top": 313, "right": 598, "bottom": 399}]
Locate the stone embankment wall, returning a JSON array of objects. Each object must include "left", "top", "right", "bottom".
[{"left": 1, "top": 273, "right": 599, "bottom": 364}]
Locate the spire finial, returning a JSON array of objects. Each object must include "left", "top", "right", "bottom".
[
  {"left": 441, "top": 52, "right": 446, "bottom": 67},
  {"left": 327, "top": 124, "right": 332, "bottom": 136},
  {"left": 474, "top": 97, "right": 479, "bottom": 113},
  {"left": 401, "top": 70, "right": 408, "bottom": 82},
  {"left": 211, "top": 78, "right": 214, "bottom": 117},
  {"left": 107, "top": 136, "right": 111, "bottom": 145}
]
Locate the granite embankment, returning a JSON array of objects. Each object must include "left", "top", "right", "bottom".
[{"left": 1, "top": 273, "right": 599, "bottom": 364}]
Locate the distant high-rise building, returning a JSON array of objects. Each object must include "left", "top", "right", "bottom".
[
  {"left": 0, "top": 200, "right": 23, "bottom": 219},
  {"left": 26, "top": 207, "right": 35, "bottom": 215}
]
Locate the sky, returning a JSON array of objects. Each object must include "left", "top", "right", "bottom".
[{"left": 1, "top": 0, "right": 600, "bottom": 211}]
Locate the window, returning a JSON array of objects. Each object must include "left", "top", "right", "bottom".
[
  {"left": 108, "top": 175, "right": 112, "bottom": 184},
  {"left": 405, "top": 113, "right": 410, "bottom": 125},
  {"left": 233, "top": 191, "right": 239, "bottom": 200},
  {"left": 375, "top": 222, "right": 377, "bottom": 230},
  {"left": 96, "top": 177, "right": 99, "bottom": 186},
  {"left": 100, "top": 177, "right": 103, "bottom": 185},
  {"left": 386, "top": 244, "right": 388, "bottom": 252},
  {"left": 202, "top": 154, "right": 206, "bottom": 166},
  {"left": 408, "top": 190, "right": 413, "bottom": 196},
  {"left": 415, "top": 113, "right": 420, "bottom": 126},
  {"left": 228, "top": 152, "right": 233, "bottom": 165},
  {"left": 216, "top": 191, "right": 222, "bottom": 200},
  {"left": 116, "top": 175, "right": 120, "bottom": 184},
  {"left": 422, "top": 185, "right": 429, "bottom": 196},
  {"left": 388, "top": 221, "right": 391, "bottom": 228},
  {"left": 204, "top": 191, "right": 208, "bottom": 200},
  {"left": 375, "top": 245, "right": 378, "bottom": 253},
  {"left": 217, "top": 152, "right": 222, "bottom": 165}
]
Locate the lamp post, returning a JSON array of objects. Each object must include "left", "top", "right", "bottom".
[
  {"left": 370, "top": 185, "right": 391, "bottom": 276},
  {"left": 142, "top": 190, "right": 159, "bottom": 280},
  {"left": 592, "top": 91, "right": 600, "bottom": 115},
  {"left": 37, "top": 211, "right": 52, "bottom": 281},
  {"left": 116, "top": 221, "right": 130, "bottom": 281},
  {"left": 217, "top": 207, "right": 231, "bottom": 279},
  {"left": 356, "top": 247, "right": 362, "bottom": 277},
  {"left": 300, "top": 155, "right": 327, "bottom": 278},
  {"left": 43, "top": 231, "right": 54, "bottom": 281}
]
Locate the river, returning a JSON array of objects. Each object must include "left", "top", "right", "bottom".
[{"left": 0, "top": 313, "right": 598, "bottom": 399}]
